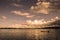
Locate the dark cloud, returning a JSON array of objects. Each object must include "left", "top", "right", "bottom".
[{"left": 0, "top": 0, "right": 60, "bottom": 9}]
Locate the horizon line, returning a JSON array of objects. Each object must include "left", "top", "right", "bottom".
[{"left": 0, "top": 27, "right": 60, "bottom": 29}]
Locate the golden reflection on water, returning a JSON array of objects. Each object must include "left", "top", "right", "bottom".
[{"left": 0, "top": 29, "right": 56, "bottom": 40}]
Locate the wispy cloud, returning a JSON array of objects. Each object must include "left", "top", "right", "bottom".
[
  {"left": 11, "top": 11, "right": 35, "bottom": 18},
  {"left": 0, "top": 16, "right": 7, "bottom": 19},
  {"left": 0, "top": 16, "right": 7, "bottom": 22},
  {"left": 11, "top": 3, "right": 23, "bottom": 7}
]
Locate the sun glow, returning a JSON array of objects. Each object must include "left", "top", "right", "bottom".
[{"left": 26, "top": 19, "right": 47, "bottom": 25}]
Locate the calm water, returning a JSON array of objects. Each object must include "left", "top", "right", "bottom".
[{"left": 0, "top": 29, "right": 60, "bottom": 40}]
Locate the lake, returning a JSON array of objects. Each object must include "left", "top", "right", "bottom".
[{"left": 0, "top": 29, "right": 60, "bottom": 40}]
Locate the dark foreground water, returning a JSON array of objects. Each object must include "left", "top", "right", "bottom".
[{"left": 0, "top": 29, "right": 60, "bottom": 40}]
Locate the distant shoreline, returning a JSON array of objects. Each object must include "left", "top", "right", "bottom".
[{"left": 0, "top": 27, "right": 60, "bottom": 29}]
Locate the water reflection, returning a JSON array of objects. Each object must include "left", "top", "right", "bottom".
[{"left": 0, "top": 29, "right": 59, "bottom": 40}]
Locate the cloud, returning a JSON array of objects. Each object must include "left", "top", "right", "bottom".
[
  {"left": 11, "top": 11, "right": 35, "bottom": 18},
  {"left": 30, "top": 1, "right": 50, "bottom": 14},
  {"left": 0, "top": 16, "right": 7, "bottom": 22},
  {"left": 26, "top": 19, "right": 47, "bottom": 25},
  {"left": 11, "top": 3, "right": 23, "bottom": 7},
  {"left": 37, "top": 9, "right": 49, "bottom": 14},
  {"left": 0, "top": 16, "right": 7, "bottom": 20},
  {"left": 26, "top": 15, "right": 35, "bottom": 18}
]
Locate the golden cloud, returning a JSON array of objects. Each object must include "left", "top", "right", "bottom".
[
  {"left": 11, "top": 11, "right": 35, "bottom": 18},
  {"left": 26, "top": 15, "right": 35, "bottom": 18},
  {"left": 26, "top": 19, "right": 47, "bottom": 25},
  {"left": 30, "top": 1, "right": 50, "bottom": 14}
]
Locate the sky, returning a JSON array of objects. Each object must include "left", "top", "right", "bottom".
[{"left": 0, "top": 0, "right": 60, "bottom": 27}]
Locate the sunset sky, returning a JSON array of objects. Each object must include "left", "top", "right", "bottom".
[{"left": 0, "top": 0, "right": 60, "bottom": 27}]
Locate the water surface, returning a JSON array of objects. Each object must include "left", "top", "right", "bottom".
[{"left": 0, "top": 29, "right": 60, "bottom": 40}]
